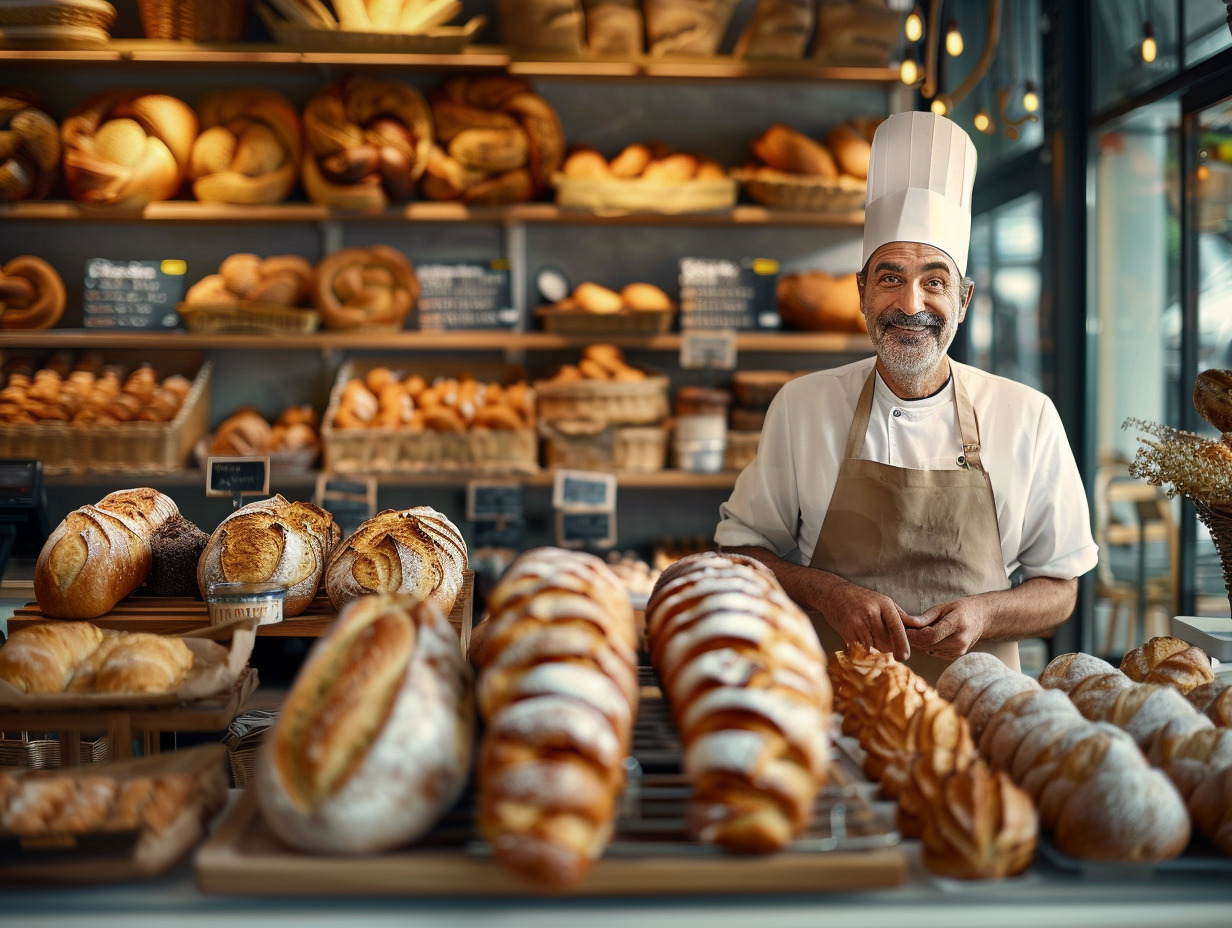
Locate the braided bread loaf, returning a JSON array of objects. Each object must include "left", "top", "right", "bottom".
[
  {"left": 0, "top": 89, "right": 59, "bottom": 201},
  {"left": 302, "top": 75, "right": 432, "bottom": 211},
  {"left": 0, "top": 255, "right": 65, "bottom": 329},
  {"left": 312, "top": 244, "right": 418, "bottom": 330},
  {"left": 1188, "top": 679, "right": 1232, "bottom": 727},
  {"left": 325, "top": 506, "right": 467, "bottom": 614},
  {"left": 470, "top": 547, "right": 638, "bottom": 888},
  {"left": 189, "top": 88, "right": 302, "bottom": 205},
  {"left": 1120, "top": 636, "right": 1215, "bottom": 695},
  {"left": 61, "top": 90, "right": 197, "bottom": 208},
  {"left": 939, "top": 653, "right": 1191, "bottom": 862},
  {"left": 645, "top": 551, "right": 831, "bottom": 853},
  {"left": 185, "top": 253, "right": 314, "bottom": 309}
]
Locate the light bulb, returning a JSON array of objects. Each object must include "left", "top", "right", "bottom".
[
  {"left": 931, "top": 97, "right": 949, "bottom": 116},
  {"left": 900, "top": 56, "right": 919, "bottom": 85},
  {"left": 974, "top": 110, "right": 992, "bottom": 134},
  {"left": 1142, "top": 22, "right": 1157, "bottom": 62},
  {"left": 1198, "top": 164, "right": 1211, "bottom": 182},
  {"left": 946, "top": 19, "right": 964, "bottom": 56},
  {"left": 1023, "top": 81, "right": 1040, "bottom": 113},
  {"left": 905, "top": 7, "right": 923, "bottom": 42}
]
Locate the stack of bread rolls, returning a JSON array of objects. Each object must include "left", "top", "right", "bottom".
[
  {"left": 324, "top": 506, "right": 467, "bottom": 612},
  {"left": 0, "top": 355, "right": 192, "bottom": 426},
  {"left": 422, "top": 76, "right": 564, "bottom": 204},
  {"left": 189, "top": 88, "right": 303, "bottom": 206},
  {"left": 313, "top": 244, "right": 418, "bottom": 330},
  {"left": 34, "top": 488, "right": 180, "bottom": 619},
  {"left": 197, "top": 495, "right": 340, "bottom": 616},
  {"left": 0, "top": 89, "right": 60, "bottom": 202},
  {"left": 184, "top": 254, "right": 314, "bottom": 309},
  {"left": 60, "top": 89, "right": 198, "bottom": 208},
  {"left": 468, "top": 546, "right": 638, "bottom": 888},
  {"left": 939, "top": 652, "right": 1192, "bottom": 861},
  {"left": 539, "top": 344, "right": 648, "bottom": 386},
  {"left": 255, "top": 594, "right": 474, "bottom": 854},
  {"left": 208, "top": 405, "right": 321, "bottom": 458},
  {"left": 331, "top": 367, "right": 535, "bottom": 432},
  {"left": 646, "top": 551, "right": 832, "bottom": 853},
  {"left": 546, "top": 281, "right": 673, "bottom": 318},
  {"left": 561, "top": 143, "right": 725, "bottom": 184},
  {"left": 0, "top": 255, "right": 66, "bottom": 329},
  {"left": 302, "top": 75, "right": 432, "bottom": 212}
]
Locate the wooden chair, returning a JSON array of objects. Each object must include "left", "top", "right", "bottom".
[{"left": 1093, "top": 465, "right": 1179, "bottom": 655}]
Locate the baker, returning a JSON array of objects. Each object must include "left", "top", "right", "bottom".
[{"left": 715, "top": 111, "right": 1098, "bottom": 683}]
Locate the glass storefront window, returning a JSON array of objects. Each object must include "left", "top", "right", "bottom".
[
  {"left": 1184, "top": 0, "right": 1232, "bottom": 67},
  {"left": 1092, "top": 0, "right": 1180, "bottom": 114}
]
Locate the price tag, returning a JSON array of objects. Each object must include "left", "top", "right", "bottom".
[
  {"left": 413, "top": 260, "right": 516, "bottom": 330},
  {"left": 678, "top": 257, "right": 780, "bottom": 331},
  {"left": 552, "top": 470, "right": 617, "bottom": 511},
  {"left": 680, "top": 329, "right": 738, "bottom": 370},
  {"left": 206, "top": 457, "right": 270, "bottom": 500},
  {"left": 467, "top": 481, "right": 524, "bottom": 522},
  {"left": 556, "top": 510, "right": 617, "bottom": 550},
  {"left": 83, "top": 258, "right": 186, "bottom": 329},
  {"left": 475, "top": 518, "right": 527, "bottom": 550}
]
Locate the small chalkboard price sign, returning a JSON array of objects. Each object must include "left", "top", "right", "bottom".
[
  {"left": 552, "top": 470, "right": 617, "bottom": 511},
  {"left": 413, "top": 260, "right": 516, "bottom": 331},
  {"left": 678, "top": 256, "right": 780, "bottom": 331},
  {"left": 206, "top": 457, "right": 270, "bottom": 506},
  {"left": 556, "top": 509, "right": 616, "bottom": 550},
  {"left": 466, "top": 481, "right": 524, "bottom": 522},
  {"left": 83, "top": 258, "right": 186, "bottom": 329}
]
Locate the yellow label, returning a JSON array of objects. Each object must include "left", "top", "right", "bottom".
[
  {"left": 490, "top": 258, "right": 511, "bottom": 270},
  {"left": 751, "top": 258, "right": 779, "bottom": 276},
  {"left": 161, "top": 259, "right": 187, "bottom": 276}
]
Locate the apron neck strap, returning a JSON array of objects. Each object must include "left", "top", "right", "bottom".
[{"left": 843, "top": 364, "right": 985, "bottom": 471}]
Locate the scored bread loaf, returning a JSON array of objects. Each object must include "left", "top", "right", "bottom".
[
  {"left": 35, "top": 488, "right": 180, "bottom": 619},
  {"left": 1120, "top": 636, "right": 1215, "bottom": 695},
  {"left": 470, "top": 547, "right": 638, "bottom": 888},
  {"left": 197, "top": 495, "right": 339, "bottom": 617},
  {"left": 255, "top": 594, "right": 473, "bottom": 854},
  {"left": 0, "top": 621, "right": 105, "bottom": 694},
  {"left": 645, "top": 551, "right": 832, "bottom": 853},
  {"left": 324, "top": 506, "right": 468, "bottom": 614}
]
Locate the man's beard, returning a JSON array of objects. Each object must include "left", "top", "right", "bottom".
[{"left": 868, "top": 309, "right": 957, "bottom": 381}]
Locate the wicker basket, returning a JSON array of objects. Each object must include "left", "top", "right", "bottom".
[
  {"left": 535, "top": 374, "right": 670, "bottom": 426},
  {"left": 542, "top": 420, "right": 668, "bottom": 472},
  {"left": 138, "top": 0, "right": 250, "bottom": 40},
  {"left": 553, "top": 173, "right": 738, "bottom": 216},
  {"left": 536, "top": 305, "right": 675, "bottom": 336},
  {"left": 731, "top": 169, "right": 867, "bottom": 212},
  {"left": 177, "top": 302, "right": 321, "bottom": 335},
  {"left": 1192, "top": 498, "right": 1232, "bottom": 613},
  {"left": 0, "top": 0, "right": 116, "bottom": 30},
  {"left": 0, "top": 731, "right": 111, "bottom": 769}
]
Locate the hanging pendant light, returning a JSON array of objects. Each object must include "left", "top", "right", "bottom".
[
  {"left": 945, "top": 19, "right": 964, "bottom": 56},
  {"left": 1022, "top": 80, "right": 1040, "bottom": 113},
  {"left": 905, "top": 5, "right": 924, "bottom": 42},
  {"left": 1142, "top": 21, "right": 1157, "bottom": 62}
]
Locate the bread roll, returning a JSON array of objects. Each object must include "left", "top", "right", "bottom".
[
  {"left": 35, "top": 488, "right": 180, "bottom": 619},
  {"left": 646, "top": 551, "right": 831, "bottom": 853},
  {"left": 68, "top": 631, "right": 194, "bottom": 694},
  {"left": 313, "top": 245, "right": 419, "bottom": 330},
  {"left": 824, "top": 123, "right": 872, "bottom": 179},
  {"left": 0, "top": 89, "right": 60, "bottom": 202},
  {"left": 197, "top": 495, "right": 339, "bottom": 617},
  {"left": 1194, "top": 369, "right": 1232, "bottom": 433},
  {"left": 255, "top": 594, "right": 473, "bottom": 854},
  {"left": 324, "top": 506, "right": 467, "bottom": 613},
  {"left": 620, "top": 282, "right": 672, "bottom": 311},
  {"left": 751, "top": 123, "right": 838, "bottom": 178},
  {"left": 470, "top": 547, "right": 638, "bottom": 888},
  {"left": 190, "top": 88, "right": 302, "bottom": 206},
  {"left": 1120, "top": 636, "right": 1215, "bottom": 695},
  {"left": 0, "top": 622, "right": 104, "bottom": 694},
  {"left": 777, "top": 271, "right": 865, "bottom": 333},
  {"left": 0, "top": 255, "right": 66, "bottom": 330}
]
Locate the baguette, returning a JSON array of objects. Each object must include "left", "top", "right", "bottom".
[{"left": 255, "top": 594, "right": 473, "bottom": 853}]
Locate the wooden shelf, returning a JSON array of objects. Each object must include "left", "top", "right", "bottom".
[
  {"left": 0, "top": 200, "right": 865, "bottom": 227},
  {"left": 0, "top": 329, "right": 871, "bottom": 353},
  {"left": 0, "top": 42, "right": 899, "bottom": 85}
]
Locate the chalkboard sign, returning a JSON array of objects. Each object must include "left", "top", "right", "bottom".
[
  {"left": 413, "top": 260, "right": 516, "bottom": 331},
  {"left": 467, "top": 481, "right": 524, "bottom": 522},
  {"left": 556, "top": 510, "right": 616, "bottom": 550},
  {"left": 206, "top": 457, "right": 270, "bottom": 499},
  {"left": 678, "top": 257, "right": 780, "bottom": 331},
  {"left": 83, "top": 258, "right": 186, "bottom": 329},
  {"left": 552, "top": 470, "right": 617, "bottom": 511}
]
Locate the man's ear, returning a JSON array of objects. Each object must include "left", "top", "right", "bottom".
[{"left": 958, "top": 280, "right": 974, "bottom": 323}]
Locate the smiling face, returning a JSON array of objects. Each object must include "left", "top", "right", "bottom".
[{"left": 857, "top": 241, "right": 973, "bottom": 398}]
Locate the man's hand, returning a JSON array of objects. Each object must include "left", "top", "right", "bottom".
[
  {"left": 808, "top": 574, "right": 913, "bottom": 662},
  {"left": 903, "top": 599, "right": 986, "bottom": 660}
]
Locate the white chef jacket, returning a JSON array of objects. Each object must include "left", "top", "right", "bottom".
[{"left": 715, "top": 356, "right": 1099, "bottom": 583}]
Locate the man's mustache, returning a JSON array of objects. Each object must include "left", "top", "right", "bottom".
[{"left": 877, "top": 310, "right": 945, "bottom": 330}]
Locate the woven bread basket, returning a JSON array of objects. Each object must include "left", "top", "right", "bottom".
[
  {"left": 731, "top": 169, "right": 866, "bottom": 212},
  {"left": 138, "top": 0, "right": 249, "bottom": 40}
]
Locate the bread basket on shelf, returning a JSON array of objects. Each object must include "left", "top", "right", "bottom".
[
  {"left": 255, "top": 2, "right": 485, "bottom": 53},
  {"left": 535, "top": 305, "right": 675, "bottom": 336},
  {"left": 541, "top": 419, "right": 668, "bottom": 473},
  {"left": 553, "top": 174, "right": 738, "bottom": 216},
  {"left": 535, "top": 373, "right": 670, "bottom": 426},
  {"left": 139, "top": 0, "right": 250, "bottom": 40},
  {"left": 176, "top": 302, "right": 321, "bottom": 335},
  {"left": 731, "top": 169, "right": 867, "bottom": 212},
  {"left": 0, "top": 0, "right": 117, "bottom": 46}
]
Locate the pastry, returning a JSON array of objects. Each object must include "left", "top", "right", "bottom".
[
  {"left": 190, "top": 88, "right": 302, "bottom": 205},
  {"left": 0, "top": 89, "right": 60, "bottom": 202},
  {"left": 0, "top": 255, "right": 66, "bottom": 329},
  {"left": 313, "top": 245, "right": 418, "bottom": 330}
]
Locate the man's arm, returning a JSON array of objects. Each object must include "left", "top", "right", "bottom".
[
  {"left": 721, "top": 545, "right": 912, "bottom": 661},
  {"left": 902, "top": 576, "right": 1078, "bottom": 660}
]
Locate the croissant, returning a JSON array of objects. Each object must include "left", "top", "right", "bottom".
[
  {"left": 645, "top": 551, "right": 832, "bottom": 853},
  {"left": 0, "top": 255, "right": 66, "bottom": 329},
  {"left": 0, "top": 89, "right": 60, "bottom": 202},
  {"left": 1120, "top": 636, "right": 1215, "bottom": 694},
  {"left": 190, "top": 88, "right": 302, "bottom": 205},
  {"left": 61, "top": 90, "right": 197, "bottom": 208},
  {"left": 470, "top": 547, "right": 638, "bottom": 888}
]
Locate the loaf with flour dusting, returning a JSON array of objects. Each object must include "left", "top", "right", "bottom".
[
  {"left": 1120, "top": 636, "right": 1215, "bottom": 695},
  {"left": 324, "top": 506, "right": 466, "bottom": 613},
  {"left": 0, "top": 621, "right": 104, "bottom": 693},
  {"left": 470, "top": 547, "right": 638, "bottom": 888},
  {"left": 645, "top": 551, "right": 831, "bottom": 853},
  {"left": 35, "top": 488, "right": 180, "bottom": 619},
  {"left": 255, "top": 594, "right": 473, "bottom": 854}
]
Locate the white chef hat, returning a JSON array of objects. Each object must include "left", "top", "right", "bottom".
[{"left": 861, "top": 111, "right": 978, "bottom": 276}]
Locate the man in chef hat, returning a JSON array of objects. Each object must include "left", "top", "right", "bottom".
[{"left": 715, "top": 111, "right": 1097, "bottom": 682}]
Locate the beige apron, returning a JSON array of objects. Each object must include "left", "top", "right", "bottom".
[{"left": 808, "top": 368, "right": 1020, "bottom": 684}]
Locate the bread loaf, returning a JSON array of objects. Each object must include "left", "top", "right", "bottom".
[
  {"left": 644, "top": 0, "right": 739, "bottom": 55},
  {"left": 147, "top": 516, "right": 209, "bottom": 598},
  {"left": 646, "top": 551, "right": 831, "bottom": 853},
  {"left": 255, "top": 594, "right": 473, "bottom": 854},
  {"left": 312, "top": 244, "right": 418, "bottom": 330},
  {"left": 190, "top": 88, "right": 302, "bottom": 206},
  {"left": 0, "top": 255, "right": 66, "bottom": 329},
  {"left": 1193, "top": 368, "right": 1232, "bottom": 433},
  {"left": 751, "top": 124, "right": 838, "bottom": 178},
  {"left": 1120, "top": 636, "right": 1215, "bottom": 694},
  {"left": 68, "top": 631, "right": 193, "bottom": 694},
  {"left": 35, "top": 488, "right": 180, "bottom": 619},
  {"left": 581, "top": 0, "right": 643, "bottom": 54},
  {"left": 734, "top": 0, "right": 814, "bottom": 59},
  {"left": 1188, "top": 679, "right": 1232, "bottom": 727},
  {"left": 496, "top": 0, "right": 585, "bottom": 53},
  {"left": 324, "top": 506, "right": 467, "bottom": 614},
  {"left": 197, "top": 495, "right": 339, "bottom": 617},
  {"left": 470, "top": 547, "right": 638, "bottom": 887},
  {"left": 0, "top": 771, "right": 198, "bottom": 836},
  {"left": 0, "top": 89, "right": 60, "bottom": 202},
  {"left": 776, "top": 271, "right": 864, "bottom": 333},
  {"left": 0, "top": 622, "right": 105, "bottom": 694}
]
